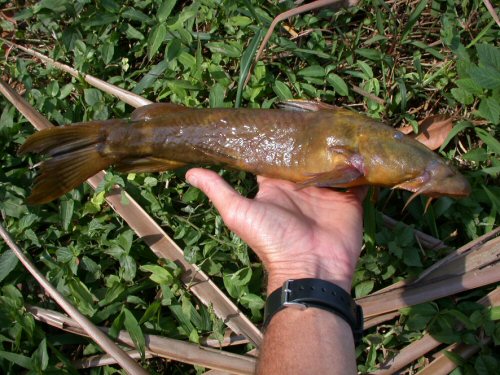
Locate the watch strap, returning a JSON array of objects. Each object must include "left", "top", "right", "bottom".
[{"left": 264, "top": 278, "right": 363, "bottom": 345}]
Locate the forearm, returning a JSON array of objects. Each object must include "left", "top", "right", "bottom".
[{"left": 256, "top": 307, "right": 356, "bottom": 375}]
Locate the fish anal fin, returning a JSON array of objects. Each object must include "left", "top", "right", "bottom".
[
  {"left": 131, "top": 103, "right": 188, "bottom": 121},
  {"left": 115, "top": 157, "right": 186, "bottom": 173},
  {"left": 298, "top": 165, "right": 364, "bottom": 188},
  {"left": 278, "top": 100, "right": 339, "bottom": 112}
]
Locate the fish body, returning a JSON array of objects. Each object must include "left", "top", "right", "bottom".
[{"left": 19, "top": 102, "right": 471, "bottom": 204}]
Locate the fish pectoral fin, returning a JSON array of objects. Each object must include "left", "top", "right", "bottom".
[
  {"left": 298, "top": 165, "right": 364, "bottom": 188},
  {"left": 114, "top": 157, "right": 186, "bottom": 173},
  {"left": 130, "top": 103, "right": 188, "bottom": 121},
  {"left": 278, "top": 100, "right": 339, "bottom": 112}
]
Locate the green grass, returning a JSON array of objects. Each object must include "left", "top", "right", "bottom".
[{"left": 0, "top": 0, "right": 499, "bottom": 373}]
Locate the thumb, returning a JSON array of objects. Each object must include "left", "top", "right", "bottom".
[{"left": 185, "top": 168, "right": 249, "bottom": 226}]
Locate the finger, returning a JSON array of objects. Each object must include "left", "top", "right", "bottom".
[{"left": 185, "top": 168, "right": 249, "bottom": 220}]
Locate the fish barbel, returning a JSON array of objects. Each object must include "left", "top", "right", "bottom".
[{"left": 18, "top": 101, "right": 471, "bottom": 204}]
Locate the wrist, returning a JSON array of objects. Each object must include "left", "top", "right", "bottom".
[{"left": 266, "top": 265, "right": 353, "bottom": 294}]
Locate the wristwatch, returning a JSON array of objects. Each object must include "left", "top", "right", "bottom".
[{"left": 263, "top": 278, "right": 364, "bottom": 345}]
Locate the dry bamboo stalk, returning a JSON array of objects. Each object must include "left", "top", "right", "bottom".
[
  {"left": 28, "top": 306, "right": 256, "bottom": 375},
  {"left": 0, "top": 223, "right": 148, "bottom": 375},
  {"left": 372, "top": 287, "right": 500, "bottom": 375},
  {"left": 416, "top": 338, "right": 491, "bottom": 375},
  {"left": 0, "top": 78, "right": 263, "bottom": 346},
  {"left": 364, "top": 311, "right": 401, "bottom": 329},
  {"left": 358, "top": 260, "right": 500, "bottom": 318},
  {"left": 415, "top": 226, "right": 500, "bottom": 283}
]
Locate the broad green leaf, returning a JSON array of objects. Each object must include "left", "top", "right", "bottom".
[
  {"left": 488, "top": 306, "right": 500, "bottom": 321},
  {"left": 273, "top": 80, "right": 293, "bottom": 100},
  {"left": 477, "top": 97, "right": 500, "bottom": 124},
  {"left": 100, "top": 42, "right": 114, "bottom": 64},
  {"left": 355, "top": 48, "right": 383, "bottom": 61},
  {"left": 403, "top": 247, "right": 422, "bottom": 267},
  {"left": 125, "top": 24, "right": 144, "bottom": 40},
  {"left": 67, "top": 279, "right": 97, "bottom": 316},
  {"left": 451, "top": 87, "right": 473, "bottom": 105},
  {"left": 209, "top": 83, "right": 225, "bottom": 108},
  {"left": 167, "top": 9, "right": 197, "bottom": 31},
  {"left": 60, "top": 198, "right": 74, "bottom": 231},
  {"left": 476, "top": 44, "right": 500, "bottom": 71},
  {"left": 120, "top": 254, "right": 136, "bottom": 282},
  {"left": 0, "top": 250, "right": 18, "bottom": 283},
  {"left": 32, "top": 338, "right": 49, "bottom": 371},
  {"left": 455, "top": 78, "right": 483, "bottom": 96},
  {"left": 297, "top": 65, "right": 325, "bottom": 78},
  {"left": 34, "top": 0, "right": 67, "bottom": 13},
  {"left": 101, "top": 0, "right": 120, "bottom": 13},
  {"left": 148, "top": 24, "right": 167, "bottom": 60},
  {"left": 56, "top": 247, "right": 74, "bottom": 263},
  {"left": 140, "top": 264, "right": 174, "bottom": 285},
  {"left": 123, "top": 308, "right": 146, "bottom": 359},
  {"left": 0, "top": 351, "right": 33, "bottom": 369},
  {"left": 469, "top": 65, "right": 500, "bottom": 90},
  {"left": 122, "top": 8, "right": 154, "bottom": 24},
  {"left": 157, "top": 0, "right": 177, "bottom": 22},
  {"left": 355, "top": 280, "right": 374, "bottom": 298},
  {"left": 357, "top": 60, "right": 373, "bottom": 79},
  {"left": 84, "top": 88, "right": 103, "bottom": 106},
  {"left": 133, "top": 60, "right": 168, "bottom": 94},
  {"left": 117, "top": 230, "right": 134, "bottom": 253},
  {"left": 205, "top": 42, "right": 242, "bottom": 58}
]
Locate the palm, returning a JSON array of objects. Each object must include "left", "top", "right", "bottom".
[{"left": 186, "top": 169, "right": 365, "bottom": 290}]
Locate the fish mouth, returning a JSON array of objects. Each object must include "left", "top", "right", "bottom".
[{"left": 395, "top": 161, "right": 471, "bottom": 208}]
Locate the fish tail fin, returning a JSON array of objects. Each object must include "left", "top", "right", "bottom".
[{"left": 19, "top": 122, "right": 120, "bottom": 204}]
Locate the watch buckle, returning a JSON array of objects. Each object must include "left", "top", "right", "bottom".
[{"left": 281, "top": 280, "right": 307, "bottom": 310}]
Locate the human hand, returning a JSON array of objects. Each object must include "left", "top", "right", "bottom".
[{"left": 185, "top": 168, "right": 366, "bottom": 293}]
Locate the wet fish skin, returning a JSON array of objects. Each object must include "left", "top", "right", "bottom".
[{"left": 18, "top": 103, "right": 471, "bottom": 204}]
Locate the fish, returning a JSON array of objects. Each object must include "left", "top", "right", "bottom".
[{"left": 18, "top": 100, "right": 471, "bottom": 205}]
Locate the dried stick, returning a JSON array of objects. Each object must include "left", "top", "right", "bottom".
[
  {"left": 0, "top": 223, "right": 148, "bottom": 375},
  {"left": 482, "top": 0, "right": 500, "bottom": 27},
  {"left": 28, "top": 306, "right": 257, "bottom": 375}
]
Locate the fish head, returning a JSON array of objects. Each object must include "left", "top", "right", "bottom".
[{"left": 397, "top": 158, "right": 471, "bottom": 201}]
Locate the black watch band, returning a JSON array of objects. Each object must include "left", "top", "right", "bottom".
[{"left": 263, "top": 278, "right": 364, "bottom": 345}]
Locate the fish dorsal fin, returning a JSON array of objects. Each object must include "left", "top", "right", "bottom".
[
  {"left": 114, "top": 157, "right": 186, "bottom": 173},
  {"left": 278, "top": 100, "right": 339, "bottom": 112},
  {"left": 131, "top": 103, "right": 189, "bottom": 121}
]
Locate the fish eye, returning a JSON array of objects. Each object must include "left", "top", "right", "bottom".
[{"left": 393, "top": 132, "right": 404, "bottom": 140}]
